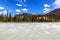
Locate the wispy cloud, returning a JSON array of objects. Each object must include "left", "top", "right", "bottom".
[
  {"left": 21, "top": 8, "right": 28, "bottom": 12},
  {"left": 44, "top": 4, "right": 50, "bottom": 8},
  {"left": 43, "top": 8, "right": 50, "bottom": 13},
  {"left": 16, "top": 9, "right": 21, "bottom": 12},
  {"left": 0, "top": 6, "right": 4, "bottom": 10},
  {"left": 52, "top": 0, "right": 60, "bottom": 9},
  {"left": 8, "top": 10, "right": 12, "bottom": 12},
  {"left": 43, "top": 4, "right": 50, "bottom": 13},
  {"left": 16, "top": 4, "right": 23, "bottom": 6}
]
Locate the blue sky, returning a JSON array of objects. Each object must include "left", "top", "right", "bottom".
[{"left": 0, "top": 0, "right": 60, "bottom": 16}]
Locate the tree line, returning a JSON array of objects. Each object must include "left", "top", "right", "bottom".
[{"left": 0, "top": 12, "right": 60, "bottom": 22}]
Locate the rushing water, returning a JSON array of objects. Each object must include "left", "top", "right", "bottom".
[{"left": 0, "top": 22, "right": 60, "bottom": 40}]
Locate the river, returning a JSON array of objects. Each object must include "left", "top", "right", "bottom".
[{"left": 0, "top": 22, "right": 60, "bottom": 40}]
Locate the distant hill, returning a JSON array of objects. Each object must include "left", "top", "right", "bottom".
[
  {"left": 46, "top": 8, "right": 60, "bottom": 16},
  {"left": 15, "top": 12, "right": 33, "bottom": 16}
]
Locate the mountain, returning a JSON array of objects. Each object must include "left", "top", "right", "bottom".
[
  {"left": 21, "top": 12, "right": 32, "bottom": 16},
  {"left": 20, "top": 12, "right": 32, "bottom": 16},
  {"left": 15, "top": 12, "right": 33, "bottom": 16},
  {"left": 46, "top": 8, "right": 60, "bottom": 16}
]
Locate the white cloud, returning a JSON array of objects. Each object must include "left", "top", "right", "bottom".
[
  {"left": 0, "top": 6, "right": 4, "bottom": 10},
  {"left": 2, "top": 10, "right": 7, "bottom": 15},
  {"left": 0, "top": 12, "right": 2, "bottom": 15},
  {"left": 43, "top": 8, "right": 50, "bottom": 11},
  {"left": 21, "top": 8, "right": 28, "bottom": 12},
  {"left": 43, "top": 7, "right": 50, "bottom": 13},
  {"left": 43, "top": 11, "right": 47, "bottom": 13},
  {"left": 16, "top": 9, "right": 21, "bottom": 12},
  {"left": 16, "top": 4, "right": 23, "bottom": 6},
  {"left": 52, "top": 0, "right": 60, "bottom": 9},
  {"left": 8, "top": 10, "right": 12, "bottom": 12},
  {"left": 43, "top": 4, "right": 50, "bottom": 13},
  {"left": 44, "top": 4, "right": 50, "bottom": 8}
]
